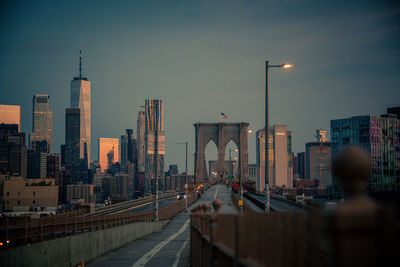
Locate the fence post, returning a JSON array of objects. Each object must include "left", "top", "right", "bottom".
[
  {"left": 52, "top": 217, "right": 56, "bottom": 239},
  {"left": 82, "top": 216, "right": 85, "bottom": 233},
  {"left": 190, "top": 214, "right": 193, "bottom": 267},
  {"left": 73, "top": 216, "right": 77, "bottom": 234},
  {"left": 24, "top": 217, "right": 28, "bottom": 245},
  {"left": 209, "top": 215, "right": 215, "bottom": 267},
  {"left": 40, "top": 218, "right": 43, "bottom": 241},
  {"left": 89, "top": 216, "right": 92, "bottom": 231},
  {"left": 63, "top": 217, "right": 67, "bottom": 237},
  {"left": 5, "top": 217, "right": 9, "bottom": 246},
  {"left": 234, "top": 215, "right": 239, "bottom": 267},
  {"left": 295, "top": 212, "right": 305, "bottom": 267}
]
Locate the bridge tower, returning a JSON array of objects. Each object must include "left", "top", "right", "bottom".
[{"left": 194, "top": 122, "right": 249, "bottom": 184}]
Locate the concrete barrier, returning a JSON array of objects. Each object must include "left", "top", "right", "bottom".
[{"left": 0, "top": 220, "right": 169, "bottom": 267}]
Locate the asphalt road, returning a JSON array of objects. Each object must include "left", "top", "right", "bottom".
[{"left": 88, "top": 184, "right": 237, "bottom": 267}]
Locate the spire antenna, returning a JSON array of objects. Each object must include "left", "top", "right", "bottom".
[{"left": 79, "top": 43, "right": 82, "bottom": 79}]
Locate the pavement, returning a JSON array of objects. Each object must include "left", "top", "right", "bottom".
[{"left": 87, "top": 183, "right": 237, "bottom": 267}]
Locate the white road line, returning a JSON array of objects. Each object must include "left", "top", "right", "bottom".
[
  {"left": 171, "top": 239, "right": 188, "bottom": 267},
  {"left": 214, "top": 184, "right": 220, "bottom": 200},
  {"left": 131, "top": 219, "right": 190, "bottom": 267}
]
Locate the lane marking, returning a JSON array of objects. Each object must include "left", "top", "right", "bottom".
[
  {"left": 214, "top": 184, "right": 220, "bottom": 200},
  {"left": 131, "top": 219, "right": 190, "bottom": 267},
  {"left": 171, "top": 239, "right": 188, "bottom": 267}
]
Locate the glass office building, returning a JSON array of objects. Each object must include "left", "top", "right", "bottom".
[
  {"left": 29, "top": 94, "right": 53, "bottom": 153},
  {"left": 256, "top": 125, "right": 293, "bottom": 191},
  {"left": 98, "top": 138, "right": 120, "bottom": 173},
  {"left": 330, "top": 112, "right": 400, "bottom": 198}
]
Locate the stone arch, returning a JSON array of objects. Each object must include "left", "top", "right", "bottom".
[{"left": 194, "top": 122, "right": 249, "bottom": 183}]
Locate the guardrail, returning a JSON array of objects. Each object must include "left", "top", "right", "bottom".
[
  {"left": 242, "top": 193, "right": 268, "bottom": 211},
  {"left": 0, "top": 193, "right": 199, "bottom": 249}
]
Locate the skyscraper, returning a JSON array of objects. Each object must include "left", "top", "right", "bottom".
[
  {"left": 29, "top": 94, "right": 53, "bottom": 153},
  {"left": 0, "top": 104, "right": 21, "bottom": 132},
  {"left": 27, "top": 151, "right": 47, "bottom": 179},
  {"left": 0, "top": 123, "right": 27, "bottom": 178},
  {"left": 136, "top": 111, "right": 146, "bottom": 172},
  {"left": 256, "top": 125, "right": 293, "bottom": 190},
  {"left": 70, "top": 46, "right": 91, "bottom": 166},
  {"left": 305, "top": 129, "right": 332, "bottom": 188},
  {"left": 121, "top": 129, "right": 135, "bottom": 172},
  {"left": 144, "top": 99, "right": 165, "bottom": 193},
  {"left": 330, "top": 110, "right": 400, "bottom": 197},
  {"left": 47, "top": 154, "right": 61, "bottom": 185},
  {"left": 65, "top": 108, "right": 80, "bottom": 184},
  {"left": 296, "top": 152, "right": 306, "bottom": 179},
  {"left": 316, "top": 128, "right": 328, "bottom": 142},
  {"left": 98, "top": 138, "right": 119, "bottom": 172}
]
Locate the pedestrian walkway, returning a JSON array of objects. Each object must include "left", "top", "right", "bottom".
[{"left": 87, "top": 184, "right": 237, "bottom": 267}]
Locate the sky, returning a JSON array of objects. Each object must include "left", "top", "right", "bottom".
[{"left": 1, "top": 0, "right": 399, "bottom": 174}]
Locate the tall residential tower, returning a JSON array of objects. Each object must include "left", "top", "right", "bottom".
[
  {"left": 136, "top": 111, "right": 146, "bottom": 173},
  {"left": 144, "top": 99, "right": 165, "bottom": 193}
]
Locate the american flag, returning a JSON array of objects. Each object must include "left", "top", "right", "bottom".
[{"left": 220, "top": 112, "right": 227, "bottom": 119}]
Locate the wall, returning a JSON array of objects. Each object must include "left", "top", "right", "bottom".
[
  {"left": 3, "top": 177, "right": 58, "bottom": 210},
  {"left": 0, "top": 220, "right": 169, "bottom": 267}
]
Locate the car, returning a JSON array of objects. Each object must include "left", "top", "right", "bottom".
[{"left": 177, "top": 192, "right": 186, "bottom": 200}]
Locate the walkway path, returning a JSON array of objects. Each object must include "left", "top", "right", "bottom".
[{"left": 88, "top": 184, "right": 236, "bottom": 267}]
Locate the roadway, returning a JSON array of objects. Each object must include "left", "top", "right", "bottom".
[
  {"left": 88, "top": 184, "right": 237, "bottom": 267},
  {"left": 89, "top": 192, "right": 180, "bottom": 216},
  {"left": 245, "top": 192, "right": 306, "bottom": 212},
  {"left": 115, "top": 196, "right": 179, "bottom": 214}
]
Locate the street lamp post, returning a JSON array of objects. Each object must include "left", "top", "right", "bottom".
[
  {"left": 265, "top": 61, "right": 293, "bottom": 213},
  {"left": 141, "top": 105, "right": 160, "bottom": 221},
  {"left": 179, "top": 141, "right": 188, "bottom": 212}
]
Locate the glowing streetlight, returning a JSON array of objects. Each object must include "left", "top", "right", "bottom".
[{"left": 282, "top": 63, "right": 294, "bottom": 69}]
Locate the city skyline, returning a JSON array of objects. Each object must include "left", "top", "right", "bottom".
[
  {"left": 0, "top": 1, "right": 399, "bottom": 265},
  {"left": 1, "top": 0, "right": 399, "bottom": 173}
]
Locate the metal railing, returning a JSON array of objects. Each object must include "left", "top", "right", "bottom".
[
  {"left": 190, "top": 209, "right": 398, "bottom": 267},
  {"left": 0, "top": 193, "right": 198, "bottom": 249}
]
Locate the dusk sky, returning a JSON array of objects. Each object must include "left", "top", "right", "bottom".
[{"left": 1, "top": 0, "right": 399, "bottom": 173}]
